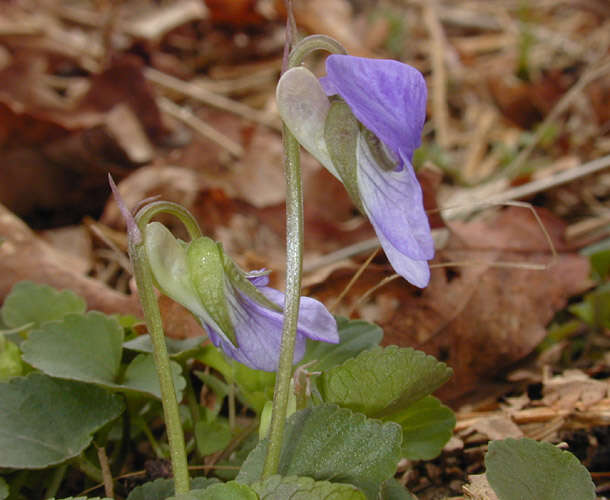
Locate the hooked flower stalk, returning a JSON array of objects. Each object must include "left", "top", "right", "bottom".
[{"left": 277, "top": 53, "right": 435, "bottom": 287}]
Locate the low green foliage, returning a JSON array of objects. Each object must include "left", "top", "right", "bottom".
[
  {"left": 318, "top": 345, "right": 452, "bottom": 417},
  {"left": 168, "top": 481, "right": 258, "bottom": 500},
  {"left": 485, "top": 438, "right": 596, "bottom": 500},
  {"left": 385, "top": 396, "right": 455, "bottom": 460},
  {"left": 0, "top": 373, "right": 124, "bottom": 468},
  {"left": 21, "top": 311, "right": 186, "bottom": 399},
  {"left": 126, "top": 478, "right": 219, "bottom": 500},
  {"left": 1, "top": 281, "right": 86, "bottom": 330},
  {"left": 252, "top": 475, "right": 366, "bottom": 499},
  {"left": 238, "top": 404, "right": 402, "bottom": 499}
]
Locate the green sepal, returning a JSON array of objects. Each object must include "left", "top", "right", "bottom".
[
  {"left": 361, "top": 127, "right": 399, "bottom": 172},
  {"left": 324, "top": 100, "right": 364, "bottom": 212},
  {"left": 187, "top": 237, "right": 237, "bottom": 347},
  {"left": 220, "top": 247, "right": 282, "bottom": 313}
]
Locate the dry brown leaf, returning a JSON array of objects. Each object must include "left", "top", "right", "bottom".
[
  {"left": 468, "top": 415, "right": 524, "bottom": 441},
  {"left": 311, "top": 207, "right": 591, "bottom": 403},
  {"left": 543, "top": 369, "right": 610, "bottom": 410},
  {"left": 464, "top": 474, "right": 499, "bottom": 500},
  {"left": 0, "top": 203, "right": 137, "bottom": 316}
]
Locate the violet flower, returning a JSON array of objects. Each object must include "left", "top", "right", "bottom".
[
  {"left": 144, "top": 222, "right": 339, "bottom": 372},
  {"left": 277, "top": 55, "right": 434, "bottom": 287}
]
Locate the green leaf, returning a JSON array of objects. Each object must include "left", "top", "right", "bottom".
[
  {"left": 386, "top": 396, "right": 455, "bottom": 460},
  {"left": 379, "top": 479, "right": 416, "bottom": 500},
  {"left": 122, "top": 353, "right": 186, "bottom": 400},
  {"left": 238, "top": 404, "right": 402, "bottom": 500},
  {"left": 51, "top": 498, "right": 112, "bottom": 500},
  {"left": 51, "top": 497, "right": 112, "bottom": 500},
  {"left": 569, "top": 283, "right": 610, "bottom": 329},
  {"left": 485, "top": 438, "right": 595, "bottom": 500},
  {"left": 195, "top": 419, "right": 232, "bottom": 456},
  {"left": 22, "top": 312, "right": 123, "bottom": 385},
  {"left": 199, "top": 345, "right": 275, "bottom": 413},
  {"left": 0, "top": 281, "right": 86, "bottom": 329},
  {"left": 319, "top": 346, "right": 452, "bottom": 417},
  {"left": 126, "top": 477, "right": 219, "bottom": 500},
  {"left": 252, "top": 475, "right": 366, "bottom": 499},
  {"left": 0, "top": 373, "right": 124, "bottom": 468},
  {"left": 0, "top": 337, "right": 23, "bottom": 381},
  {"left": 21, "top": 313, "right": 185, "bottom": 400},
  {"left": 168, "top": 482, "right": 257, "bottom": 500},
  {"left": 301, "top": 317, "right": 383, "bottom": 372},
  {"left": 0, "top": 478, "right": 8, "bottom": 500},
  {"left": 123, "top": 335, "right": 206, "bottom": 359}
]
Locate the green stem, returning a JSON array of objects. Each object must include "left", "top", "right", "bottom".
[
  {"left": 287, "top": 34, "right": 347, "bottom": 68},
  {"left": 136, "top": 201, "right": 203, "bottom": 240},
  {"left": 131, "top": 244, "right": 190, "bottom": 493},
  {"left": 74, "top": 454, "right": 104, "bottom": 484},
  {"left": 44, "top": 464, "right": 67, "bottom": 499},
  {"left": 262, "top": 33, "right": 347, "bottom": 479},
  {"left": 262, "top": 125, "right": 303, "bottom": 478}
]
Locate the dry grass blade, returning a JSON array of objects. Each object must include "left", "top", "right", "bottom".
[
  {"left": 145, "top": 68, "right": 281, "bottom": 131},
  {"left": 158, "top": 96, "right": 244, "bottom": 158}
]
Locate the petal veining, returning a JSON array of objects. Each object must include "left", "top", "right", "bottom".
[
  {"left": 321, "top": 54, "right": 427, "bottom": 161},
  {"left": 356, "top": 134, "right": 434, "bottom": 286}
]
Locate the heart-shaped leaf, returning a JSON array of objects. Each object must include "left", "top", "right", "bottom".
[
  {"left": 0, "top": 373, "right": 124, "bottom": 468},
  {"left": 22, "top": 312, "right": 123, "bottom": 385},
  {"left": 237, "top": 404, "right": 402, "bottom": 499},
  {"left": 168, "top": 482, "right": 257, "bottom": 500},
  {"left": 122, "top": 353, "right": 186, "bottom": 400},
  {"left": 385, "top": 396, "right": 455, "bottom": 460},
  {"left": 123, "top": 335, "right": 206, "bottom": 359},
  {"left": 380, "top": 479, "right": 417, "bottom": 500},
  {"left": 1, "top": 281, "right": 85, "bottom": 330},
  {"left": 126, "top": 477, "right": 219, "bottom": 500},
  {"left": 252, "top": 475, "right": 366, "bottom": 499},
  {"left": 301, "top": 317, "right": 383, "bottom": 372},
  {"left": 195, "top": 419, "right": 232, "bottom": 456},
  {"left": 319, "top": 346, "right": 452, "bottom": 417},
  {"left": 22, "top": 312, "right": 185, "bottom": 400},
  {"left": 485, "top": 438, "right": 595, "bottom": 500}
]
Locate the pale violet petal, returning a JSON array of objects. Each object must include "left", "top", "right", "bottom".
[
  {"left": 207, "top": 284, "right": 338, "bottom": 371},
  {"left": 376, "top": 229, "right": 431, "bottom": 288},
  {"left": 276, "top": 67, "right": 339, "bottom": 179},
  {"left": 321, "top": 54, "right": 427, "bottom": 161},
  {"left": 357, "top": 134, "right": 434, "bottom": 286}
]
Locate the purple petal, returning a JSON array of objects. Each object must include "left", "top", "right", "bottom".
[
  {"left": 206, "top": 284, "right": 338, "bottom": 372},
  {"left": 320, "top": 54, "right": 427, "bottom": 162},
  {"left": 357, "top": 135, "right": 434, "bottom": 287},
  {"left": 375, "top": 229, "right": 431, "bottom": 288}
]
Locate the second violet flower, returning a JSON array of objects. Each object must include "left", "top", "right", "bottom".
[
  {"left": 277, "top": 54, "right": 435, "bottom": 288},
  {"left": 144, "top": 222, "right": 338, "bottom": 372}
]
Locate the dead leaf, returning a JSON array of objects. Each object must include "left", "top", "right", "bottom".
[
  {"left": 463, "top": 474, "right": 499, "bottom": 500},
  {"left": 311, "top": 207, "right": 591, "bottom": 403},
  {"left": 468, "top": 415, "right": 524, "bottom": 441},
  {"left": 0, "top": 203, "right": 137, "bottom": 316},
  {"left": 543, "top": 369, "right": 610, "bottom": 410}
]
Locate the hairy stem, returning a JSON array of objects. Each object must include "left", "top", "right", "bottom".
[
  {"left": 131, "top": 244, "right": 190, "bottom": 493},
  {"left": 262, "top": 125, "right": 303, "bottom": 478},
  {"left": 262, "top": 32, "right": 347, "bottom": 479}
]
